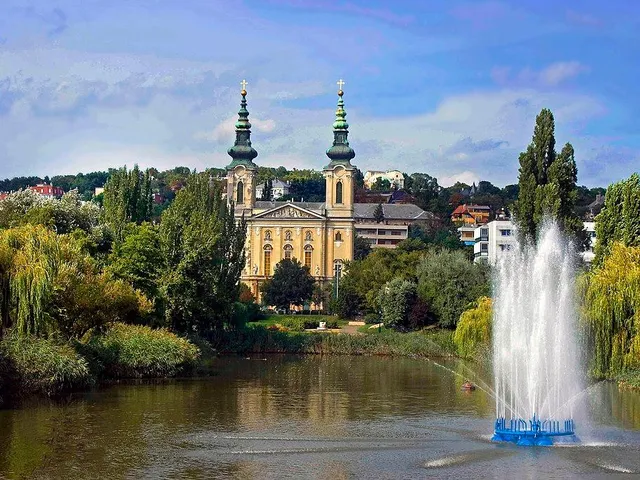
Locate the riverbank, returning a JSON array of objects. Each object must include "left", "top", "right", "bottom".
[
  {"left": 221, "top": 324, "right": 457, "bottom": 357},
  {"left": 2, "top": 321, "right": 637, "bottom": 406},
  {"left": 0, "top": 324, "right": 199, "bottom": 405},
  {"left": 0, "top": 322, "right": 458, "bottom": 405}
]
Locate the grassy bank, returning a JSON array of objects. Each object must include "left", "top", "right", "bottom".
[
  {"left": 0, "top": 333, "right": 93, "bottom": 398},
  {"left": 222, "top": 324, "right": 456, "bottom": 357},
  {"left": 78, "top": 323, "right": 200, "bottom": 378},
  {"left": 250, "top": 314, "right": 344, "bottom": 331},
  {"left": 0, "top": 323, "right": 201, "bottom": 404}
]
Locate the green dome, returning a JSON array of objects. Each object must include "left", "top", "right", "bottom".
[
  {"left": 227, "top": 91, "right": 258, "bottom": 169},
  {"left": 325, "top": 89, "right": 355, "bottom": 167}
]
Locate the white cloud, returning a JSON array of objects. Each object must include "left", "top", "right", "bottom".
[
  {"left": 196, "top": 116, "right": 278, "bottom": 144},
  {"left": 539, "top": 62, "right": 588, "bottom": 86},
  {"left": 491, "top": 61, "right": 588, "bottom": 87},
  {"left": 439, "top": 171, "right": 481, "bottom": 187}
]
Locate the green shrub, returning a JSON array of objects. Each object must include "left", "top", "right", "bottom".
[
  {"left": 80, "top": 323, "right": 200, "bottom": 378},
  {"left": 0, "top": 333, "right": 93, "bottom": 396},
  {"left": 378, "top": 278, "right": 417, "bottom": 330},
  {"left": 364, "top": 313, "right": 381, "bottom": 324},
  {"left": 279, "top": 317, "right": 320, "bottom": 331}
]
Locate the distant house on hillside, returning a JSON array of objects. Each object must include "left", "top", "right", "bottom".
[
  {"left": 29, "top": 183, "right": 64, "bottom": 199},
  {"left": 354, "top": 203, "right": 435, "bottom": 249},
  {"left": 256, "top": 179, "right": 291, "bottom": 200},
  {"left": 451, "top": 204, "right": 491, "bottom": 226},
  {"left": 363, "top": 170, "right": 404, "bottom": 190},
  {"left": 453, "top": 203, "right": 492, "bottom": 246}
]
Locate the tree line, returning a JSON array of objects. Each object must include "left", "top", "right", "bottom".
[{"left": 0, "top": 166, "right": 246, "bottom": 343}]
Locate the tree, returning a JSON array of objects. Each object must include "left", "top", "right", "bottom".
[
  {"left": 103, "top": 165, "right": 153, "bottom": 241},
  {"left": 354, "top": 235, "right": 372, "bottom": 260},
  {"left": 353, "top": 168, "right": 365, "bottom": 189},
  {"left": 0, "top": 189, "right": 100, "bottom": 234},
  {"left": 405, "top": 173, "right": 441, "bottom": 211},
  {"left": 339, "top": 248, "right": 424, "bottom": 313},
  {"left": 373, "top": 203, "right": 385, "bottom": 223},
  {"left": 160, "top": 173, "right": 246, "bottom": 337},
  {"left": 594, "top": 173, "right": 640, "bottom": 265},
  {"left": 331, "top": 274, "right": 361, "bottom": 319},
  {"left": 377, "top": 277, "right": 417, "bottom": 330},
  {"left": 453, "top": 296, "right": 492, "bottom": 358},
  {"left": 260, "top": 178, "right": 273, "bottom": 201},
  {"left": 0, "top": 225, "right": 150, "bottom": 339},
  {"left": 107, "top": 223, "right": 165, "bottom": 323},
  {"left": 416, "top": 249, "right": 490, "bottom": 328},
  {"left": 580, "top": 243, "right": 640, "bottom": 377},
  {"left": 514, "top": 109, "right": 581, "bottom": 243},
  {"left": 407, "top": 224, "right": 465, "bottom": 251},
  {"left": 261, "top": 259, "right": 315, "bottom": 311},
  {"left": 371, "top": 177, "right": 391, "bottom": 192}
]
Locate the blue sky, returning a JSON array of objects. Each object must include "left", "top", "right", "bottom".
[{"left": 1, "top": 0, "right": 639, "bottom": 187}]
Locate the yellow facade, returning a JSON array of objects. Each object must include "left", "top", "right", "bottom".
[
  {"left": 226, "top": 83, "right": 357, "bottom": 304},
  {"left": 228, "top": 163, "right": 355, "bottom": 302}
]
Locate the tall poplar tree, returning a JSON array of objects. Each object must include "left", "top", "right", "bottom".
[
  {"left": 514, "top": 109, "right": 581, "bottom": 243},
  {"left": 593, "top": 173, "right": 640, "bottom": 265},
  {"left": 159, "top": 173, "right": 246, "bottom": 337},
  {"left": 103, "top": 165, "right": 153, "bottom": 241}
]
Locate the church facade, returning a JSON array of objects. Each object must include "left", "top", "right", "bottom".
[{"left": 225, "top": 82, "right": 356, "bottom": 301}]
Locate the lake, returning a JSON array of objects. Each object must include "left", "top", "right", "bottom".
[{"left": 0, "top": 355, "right": 639, "bottom": 479}]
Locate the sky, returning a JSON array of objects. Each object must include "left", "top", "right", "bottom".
[{"left": 1, "top": 0, "right": 639, "bottom": 187}]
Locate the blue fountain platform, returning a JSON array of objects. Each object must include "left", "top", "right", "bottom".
[{"left": 492, "top": 416, "right": 577, "bottom": 446}]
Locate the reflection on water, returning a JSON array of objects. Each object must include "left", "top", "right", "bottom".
[{"left": 0, "top": 355, "right": 638, "bottom": 479}]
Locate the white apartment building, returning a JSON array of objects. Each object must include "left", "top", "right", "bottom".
[
  {"left": 474, "top": 220, "right": 598, "bottom": 264},
  {"left": 473, "top": 220, "right": 516, "bottom": 264}
]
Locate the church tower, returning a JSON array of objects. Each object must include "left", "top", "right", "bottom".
[
  {"left": 226, "top": 80, "right": 258, "bottom": 214},
  {"left": 324, "top": 80, "right": 356, "bottom": 218}
]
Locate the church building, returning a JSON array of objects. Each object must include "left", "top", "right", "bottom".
[
  {"left": 225, "top": 80, "right": 425, "bottom": 303},
  {"left": 225, "top": 81, "right": 355, "bottom": 301}
]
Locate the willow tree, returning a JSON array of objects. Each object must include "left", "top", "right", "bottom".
[
  {"left": 159, "top": 173, "right": 246, "bottom": 337},
  {"left": 594, "top": 173, "right": 640, "bottom": 265},
  {"left": 0, "top": 226, "right": 66, "bottom": 336},
  {"left": 103, "top": 165, "right": 153, "bottom": 241},
  {"left": 581, "top": 243, "right": 640, "bottom": 377},
  {"left": 0, "top": 225, "right": 150, "bottom": 339},
  {"left": 454, "top": 296, "right": 492, "bottom": 359}
]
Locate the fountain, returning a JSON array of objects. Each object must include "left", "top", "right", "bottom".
[{"left": 491, "top": 221, "right": 582, "bottom": 446}]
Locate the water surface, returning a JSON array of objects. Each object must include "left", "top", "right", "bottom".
[{"left": 0, "top": 355, "right": 639, "bottom": 479}]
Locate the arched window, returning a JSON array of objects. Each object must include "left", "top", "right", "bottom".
[
  {"left": 285, "top": 230, "right": 292, "bottom": 241},
  {"left": 335, "top": 231, "right": 342, "bottom": 242},
  {"left": 305, "top": 231, "right": 313, "bottom": 241},
  {"left": 304, "top": 244, "right": 313, "bottom": 269},
  {"left": 283, "top": 244, "right": 293, "bottom": 260},
  {"left": 335, "top": 181, "right": 343, "bottom": 204},
  {"left": 263, "top": 244, "right": 272, "bottom": 276},
  {"left": 264, "top": 230, "right": 272, "bottom": 241},
  {"left": 236, "top": 180, "right": 244, "bottom": 204}
]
